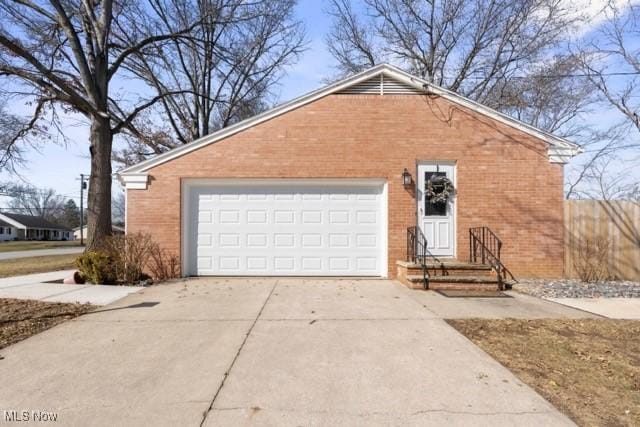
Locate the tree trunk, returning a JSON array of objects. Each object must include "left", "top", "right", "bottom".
[{"left": 86, "top": 115, "right": 113, "bottom": 251}]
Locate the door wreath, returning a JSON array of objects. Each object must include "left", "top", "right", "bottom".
[{"left": 425, "top": 176, "right": 455, "bottom": 205}]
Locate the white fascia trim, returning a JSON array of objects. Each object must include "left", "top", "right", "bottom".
[
  {"left": 183, "top": 178, "right": 387, "bottom": 187},
  {"left": 549, "top": 145, "right": 584, "bottom": 164},
  {"left": 380, "top": 180, "right": 389, "bottom": 278},
  {"left": 0, "top": 213, "right": 27, "bottom": 229},
  {"left": 118, "top": 64, "right": 581, "bottom": 175},
  {"left": 119, "top": 173, "right": 149, "bottom": 190}
]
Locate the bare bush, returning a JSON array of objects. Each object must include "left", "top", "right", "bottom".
[
  {"left": 76, "top": 232, "right": 177, "bottom": 285},
  {"left": 104, "top": 233, "right": 154, "bottom": 284},
  {"left": 571, "top": 234, "right": 617, "bottom": 282},
  {"left": 148, "top": 245, "right": 180, "bottom": 281}
]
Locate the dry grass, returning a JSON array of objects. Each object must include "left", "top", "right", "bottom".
[
  {"left": 0, "top": 240, "right": 82, "bottom": 253},
  {"left": 448, "top": 319, "right": 640, "bottom": 427},
  {"left": 0, "top": 298, "right": 95, "bottom": 350},
  {"left": 0, "top": 254, "right": 78, "bottom": 278}
]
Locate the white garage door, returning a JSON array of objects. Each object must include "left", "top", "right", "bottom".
[{"left": 186, "top": 181, "right": 386, "bottom": 276}]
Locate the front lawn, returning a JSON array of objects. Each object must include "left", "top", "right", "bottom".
[
  {"left": 448, "top": 319, "right": 640, "bottom": 426},
  {"left": 0, "top": 254, "right": 78, "bottom": 278},
  {"left": 0, "top": 240, "right": 82, "bottom": 253},
  {"left": 0, "top": 298, "right": 95, "bottom": 350}
]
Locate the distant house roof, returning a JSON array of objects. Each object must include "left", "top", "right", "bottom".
[
  {"left": 0, "top": 218, "right": 11, "bottom": 228},
  {"left": 0, "top": 213, "right": 70, "bottom": 231}
]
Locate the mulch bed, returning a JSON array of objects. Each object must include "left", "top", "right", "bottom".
[
  {"left": 0, "top": 298, "right": 95, "bottom": 350},
  {"left": 448, "top": 318, "right": 640, "bottom": 427},
  {"left": 514, "top": 278, "right": 640, "bottom": 298}
]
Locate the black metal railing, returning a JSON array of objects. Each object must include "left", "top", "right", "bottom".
[
  {"left": 469, "top": 226, "right": 516, "bottom": 289},
  {"left": 407, "top": 226, "right": 442, "bottom": 290}
]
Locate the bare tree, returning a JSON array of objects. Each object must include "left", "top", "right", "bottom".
[
  {"left": 490, "top": 56, "right": 595, "bottom": 137},
  {"left": 114, "top": 0, "right": 305, "bottom": 164},
  {"left": 0, "top": 1, "right": 206, "bottom": 250},
  {"left": 5, "top": 185, "right": 65, "bottom": 222},
  {"left": 564, "top": 122, "right": 639, "bottom": 199},
  {"left": 566, "top": 1, "right": 640, "bottom": 200},
  {"left": 326, "top": 0, "right": 377, "bottom": 73},
  {"left": 112, "top": 190, "right": 125, "bottom": 225},
  {"left": 0, "top": 98, "right": 39, "bottom": 172},
  {"left": 324, "top": 0, "right": 594, "bottom": 137},
  {"left": 579, "top": 1, "right": 640, "bottom": 132}
]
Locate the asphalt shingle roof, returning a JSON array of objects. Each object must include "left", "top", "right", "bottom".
[{"left": 0, "top": 213, "right": 70, "bottom": 231}]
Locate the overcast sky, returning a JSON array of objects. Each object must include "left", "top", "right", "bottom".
[{"left": 0, "top": 0, "right": 634, "bottom": 208}]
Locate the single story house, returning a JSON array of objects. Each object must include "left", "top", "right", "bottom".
[
  {"left": 0, "top": 218, "right": 16, "bottom": 242},
  {"left": 73, "top": 224, "right": 125, "bottom": 240},
  {"left": 118, "top": 64, "right": 580, "bottom": 285},
  {"left": 0, "top": 213, "right": 72, "bottom": 241}
]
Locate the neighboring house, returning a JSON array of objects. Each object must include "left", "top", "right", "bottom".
[
  {"left": 0, "top": 213, "right": 72, "bottom": 241},
  {"left": 73, "top": 225, "right": 125, "bottom": 240},
  {"left": 118, "top": 64, "right": 580, "bottom": 281},
  {"left": 0, "top": 218, "right": 17, "bottom": 241}
]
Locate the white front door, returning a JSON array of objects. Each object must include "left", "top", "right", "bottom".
[{"left": 417, "top": 162, "right": 456, "bottom": 257}]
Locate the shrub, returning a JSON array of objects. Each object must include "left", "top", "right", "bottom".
[
  {"left": 76, "top": 251, "right": 116, "bottom": 284},
  {"left": 148, "top": 245, "right": 180, "bottom": 281},
  {"left": 104, "top": 233, "right": 154, "bottom": 284},
  {"left": 571, "top": 234, "right": 618, "bottom": 282},
  {"left": 77, "top": 233, "right": 179, "bottom": 284}
]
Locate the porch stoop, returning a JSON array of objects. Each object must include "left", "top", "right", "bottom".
[{"left": 396, "top": 260, "right": 502, "bottom": 291}]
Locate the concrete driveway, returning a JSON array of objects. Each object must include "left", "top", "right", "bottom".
[
  {"left": 0, "top": 246, "right": 84, "bottom": 260},
  {"left": 0, "top": 278, "right": 583, "bottom": 426}
]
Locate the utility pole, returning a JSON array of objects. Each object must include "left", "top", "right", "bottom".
[{"left": 77, "top": 174, "right": 88, "bottom": 246}]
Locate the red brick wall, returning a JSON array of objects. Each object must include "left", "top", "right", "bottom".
[{"left": 127, "top": 94, "right": 565, "bottom": 278}]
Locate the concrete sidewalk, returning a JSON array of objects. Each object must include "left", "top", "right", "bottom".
[
  {"left": 0, "top": 270, "right": 141, "bottom": 305},
  {"left": 406, "top": 289, "right": 596, "bottom": 319},
  {"left": 0, "top": 247, "right": 84, "bottom": 260},
  {"left": 0, "top": 278, "right": 576, "bottom": 426},
  {"left": 547, "top": 297, "right": 640, "bottom": 319}
]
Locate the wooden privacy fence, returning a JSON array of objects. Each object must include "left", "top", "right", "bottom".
[{"left": 565, "top": 200, "right": 640, "bottom": 281}]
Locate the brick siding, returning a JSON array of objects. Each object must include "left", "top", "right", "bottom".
[{"left": 127, "top": 94, "right": 565, "bottom": 278}]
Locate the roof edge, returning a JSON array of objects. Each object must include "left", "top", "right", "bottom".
[
  {"left": 118, "top": 64, "right": 581, "bottom": 175},
  {"left": 0, "top": 213, "right": 25, "bottom": 229},
  {"left": 378, "top": 64, "right": 580, "bottom": 153},
  {"left": 118, "top": 64, "right": 394, "bottom": 175}
]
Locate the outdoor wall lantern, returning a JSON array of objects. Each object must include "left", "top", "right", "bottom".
[{"left": 402, "top": 168, "right": 413, "bottom": 188}]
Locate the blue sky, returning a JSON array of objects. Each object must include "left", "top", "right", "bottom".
[
  {"left": 0, "top": 0, "right": 635, "bottom": 207},
  {"left": 0, "top": 0, "right": 336, "bottom": 208}
]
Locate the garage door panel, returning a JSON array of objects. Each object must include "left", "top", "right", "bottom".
[{"left": 190, "top": 183, "right": 384, "bottom": 276}]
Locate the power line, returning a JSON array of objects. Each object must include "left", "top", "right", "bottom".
[
  {"left": 425, "top": 70, "right": 640, "bottom": 81},
  {"left": 0, "top": 208, "right": 71, "bottom": 212},
  {"left": 481, "top": 71, "right": 640, "bottom": 79}
]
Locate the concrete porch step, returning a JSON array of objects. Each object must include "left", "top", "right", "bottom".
[
  {"left": 400, "top": 261, "right": 493, "bottom": 271},
  {"left": 397, "top": 260, "right": 494, "bottom": 277},
  {"left": 404, "top": 275, "right": 501, "bottom": 291}
]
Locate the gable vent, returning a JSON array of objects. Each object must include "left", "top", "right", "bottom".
[{"left": 337, "top": 74, "right": 423, "bottom": 95}]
